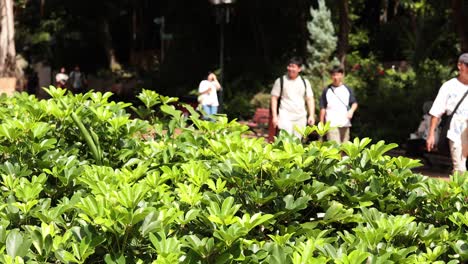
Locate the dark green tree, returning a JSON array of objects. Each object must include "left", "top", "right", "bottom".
[{"left": 306, "top": 0, "right": 337, "bottom": 89}]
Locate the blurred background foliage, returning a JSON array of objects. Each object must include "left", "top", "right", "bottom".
[{"left": 7, "top": 0, "right": 468, "bottom": 143}]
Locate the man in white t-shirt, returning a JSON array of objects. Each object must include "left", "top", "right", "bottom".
[
  {"left": 426, "top": 53, "right": 468, "bottom": 173},
  {"left": 319, "top": 66, "right": 358, "bottom": 143},
  {"left": 270, "top": 57, "right": 315, "bottom": 138},
  {"left": 198, "top": 72, "right": 221, "bottom": 120}
]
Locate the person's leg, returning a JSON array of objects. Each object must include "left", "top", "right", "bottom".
[
  {"left": 211, "top": 106, "right": 218, "bottom": 115},
  {"left": 290, "top": 118, "right": 307, "bottom": 139},
  {"left": 202, "top": 105, "right": 212, "bottom": 120},
  {"left": 327, "top": 128, "right": 341, "bottom": 143},
  {"left": 202, "top": 104, "right": 210, "bottom": 115},
  {"left": 278, "top": 117, "right": 293, "bottom": 136},
  {"left": 449, "top": 140, "right": 466, "bottom": 173},
  {"left": 204, "top": 105, "right": 218, "bottom": 121},
  {"left": 339, "top": 127, "right": 350, "bottom": 143}
]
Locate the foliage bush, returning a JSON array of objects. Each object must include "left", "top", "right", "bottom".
[
  {"left": 222, "top": 91, "right": 254, "bottom": 121},
  {"left": 249, "top": 92, "right": 271, "bottom": 109},
  {"left": 0, "top": 88, "right": 466, "bottom": 263}
]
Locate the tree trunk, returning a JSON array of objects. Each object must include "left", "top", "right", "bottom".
[
  {"left": 451, "top": 0, "right": 468, "bottom": 52},
  {"left": 380, "top": 0, "right": 388, "bottom": 23},
  {"left": 0, "top": 0, "right": 16, "bottom": 77},
  {"left": 100, "top": 18, "right": 121, "bottom": 71},
  {"left": 392, "top": 0, "right": 400, "bottom": 18},
  {"left": 40, "top": 0, "right": 45, "bottom": 17},
  {"left": 337, "top": 0, "right": 349, "bottom": 67}
]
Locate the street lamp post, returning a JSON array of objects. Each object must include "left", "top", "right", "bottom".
[{"left": 209, "top": 0, "right": 235, "bottom": 113}]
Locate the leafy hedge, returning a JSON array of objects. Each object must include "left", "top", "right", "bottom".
[{"left": 0, "top": 88, "right": 466, "bottom": 263}]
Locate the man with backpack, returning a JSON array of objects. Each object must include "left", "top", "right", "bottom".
[
  {"left": 270, "top": 57, "right": 315, "bottom": 139},
  {"left": 319, "top": 66, "right": 358, "bottom": 143}
]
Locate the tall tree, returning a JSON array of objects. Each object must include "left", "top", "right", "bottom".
[
  {"left": 0, "top": 0, "right": 16, "bottom": 77},
  {"left": 100, "top": 16, "right": 122, "bottom": 71},
  {"left": 337, "top": 0, "right": 349, "bottom": 67},
  {"left": 306, "top": 0, "right": 337, "bottom": 88},
  {"left": 451, "top": 0, "right": 468, "bottom": 52}
]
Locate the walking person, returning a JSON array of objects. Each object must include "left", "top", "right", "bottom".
[
  {"left": 426, "top": 53, "right": 468, "bottom": 173},
  {"left": 270, "top": 57, "right": 315, "bottom": 139},
  {"left": 198, "top": 72, "right": 221, "bottom": 120},
  {"left": 319, "top": 66, "right": 358, "bottom": 143},
  {"left": 55, "top": 67, "right": 68, "bottom": 88},
  {"left": 68, "top": 65, "right": 87, "bottom": 93}
]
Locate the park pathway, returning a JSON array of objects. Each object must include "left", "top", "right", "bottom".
[{"left": 387, "top": 148, "right": 451, "bottom": 180}]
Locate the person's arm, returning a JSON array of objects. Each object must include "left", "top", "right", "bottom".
[
  {"left": 319, "top": 88, "right": 327, "bottom": 124},
  {"left": 426, "top": 115, "right": 440, "bottom": 152},
  {"left": 346, "top": 86, "right": 358, "bottom": 119},
  {"left": 198, "top": 88, "right": 211, "bottom": 95},
  {"left": 271, "top": 95, "right": 279, "bottom": 128},
  {"left": 306, "top": 96, "right": 315, "bottom": 125},
  {"left": 320, "top": 108, "right": 326, "bottom": 124},
  {"left": 208, "top": 73, "right": 221, "bottom": 91},
  {"left": 462, "top": 124, "right": 468, "bottom": 157},
  {"left": 198, "top": 81, "right": 212, "bottom": 95},
  {"left": 270, "top": 78, "right": 282, "bottom": 128},
  {"left": 347, "top": 102, "right": 358, "bottom": 119},
  {"left": 304, "top": 80, "right": 315, "bottom": 125},
  {"left": 212, "top": 79, "right": 221, "bottom": 91}
]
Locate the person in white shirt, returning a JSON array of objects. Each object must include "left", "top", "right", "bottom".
[
  {"left": 426, "top": 53, "right": 468, "bottom": 173},
  {"left": 270, "top": 57, "right": 315, "bottom": 139},
  {"left": 319, "top": 66, "right": 358, "bottom": 143},
  {"left": 55, "top": 67, "right": 68, "bottom": 88},
  {"left": 198, "top": 72, "right": 221, "bottom": 120}
]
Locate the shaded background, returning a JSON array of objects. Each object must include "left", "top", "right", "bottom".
[{"left": 12, "top": 0, "right": 468, "bottom": 143}]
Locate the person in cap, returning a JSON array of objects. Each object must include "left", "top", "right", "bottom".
[
  {"left": 270, "top": 57, "right": 315, "bottom": 139},
  {"left": 426, "top": 53, "right": 468, "bottom": 173}
]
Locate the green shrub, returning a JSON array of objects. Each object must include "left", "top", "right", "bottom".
[
  {"left": 0, "top": 88, "right": 465, "bottom": 263},
  {"left": 222, "top": 91, "right": 254, "bottom": 120},
  {"left": 250, "top": 91, "right": 271, "bottom": 109}
]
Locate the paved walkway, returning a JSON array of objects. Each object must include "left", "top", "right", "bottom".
[
  {"left": 387, "top": 149, "right": 451, "bottom": 180},
  {"left": 412, "top": 166, "right": 450, "bottom": 180}
]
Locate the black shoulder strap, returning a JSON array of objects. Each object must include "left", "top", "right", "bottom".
[
  {"left": 276, "top": 76, "right": 283, "bottom": 114},
  {"left": 300, "top": 76, "right": 307, "bottom": 97},
  {"left": 450, "top": 89, "right": 468, "bottom": 116},
  {"left": 280, "top": 76, "right": 283, "bottom": 98}
]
